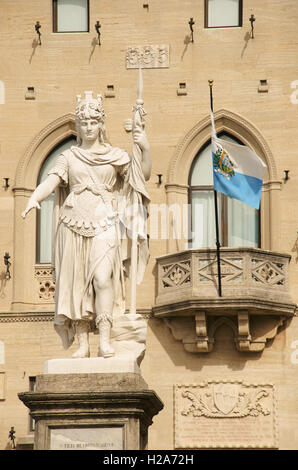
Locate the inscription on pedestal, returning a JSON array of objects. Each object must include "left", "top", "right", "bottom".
[
  {"left": 174, "top": 381, "right": 278, "bottom": 449},
  {"left": 50, "top": 426, "right": 123, "bottom": 450}
]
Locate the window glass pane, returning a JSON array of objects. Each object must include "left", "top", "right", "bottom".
[
  {"left": 37, "top": 137, "right": 76, "bottom": 263},
  {"left": 191, "top": 190, "right": 222, "bottom": 248},
  {"left": 57, "top": 0, "right": 88, "bottom": 32},
  {"left": 190, "top": 144, "right": 214, "bottom": 186},
  {"left": 228, "top": 198, "right": 258, "bottom": 247},
  {"left": 38, "top": 193, "right": 54, "bottom": 263},
  {"left": 208, "top": 0, "right": 240, "bottom": 27},
  {"left": 190, "top": 132, "right": 259, "bottom": 249}
]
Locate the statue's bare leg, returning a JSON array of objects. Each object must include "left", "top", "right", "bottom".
[
  {"left": 93, "top": 255, "right": 115, "bottom": 358},
  {"left": 72, "top": 320, "right": 90, "bottom": 358}
]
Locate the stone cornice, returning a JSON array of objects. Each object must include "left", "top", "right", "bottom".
[
  {"left": 0, "top": 308, "right": 153, "bottom": 322},
  {"left": 0, "top": 312, "right": 54, "bottom": 322}
]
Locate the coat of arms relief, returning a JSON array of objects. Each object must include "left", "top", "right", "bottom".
[
  {"left": 174, "top": 381, "right": 277, "bottom": 449},
  {"left": 180, "top": 382, "right": 271, "bottom": 418}
]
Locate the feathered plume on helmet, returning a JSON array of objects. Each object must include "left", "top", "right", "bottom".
[{"left": 75, "top": 91, "right": 106, "bottom": 122}]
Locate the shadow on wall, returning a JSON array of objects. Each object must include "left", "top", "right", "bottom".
[
  {"left": 241, "top": 31, "right": 251, "bottom": 59},
  {"left": 29, "top": 39, "right": 39, "bottom": 64},
  {"left": 147, "top": 316, "right": 290, "bottom": 372},
  {"left": 0, "top": 271, "right": 8, "bottom": 299},
  {"left": 181, "top": 34, "right": 192, "bottom": 61},
  {"left": 89, "top": 37, "right": 99, "bottom": 63}
]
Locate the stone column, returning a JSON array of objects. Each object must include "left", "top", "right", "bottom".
[{"left": 18, "top": 360, "right": 163, "bottom": 450}]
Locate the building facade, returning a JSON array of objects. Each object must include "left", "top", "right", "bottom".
[{"left": 1, "top": 0, "right": 298, "bottom": 449}]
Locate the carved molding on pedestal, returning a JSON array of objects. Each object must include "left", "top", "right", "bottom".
[{"left": 19, "top": 373, "right": 164, "bottom": 450}]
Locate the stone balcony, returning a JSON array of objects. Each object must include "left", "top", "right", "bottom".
[{"left": 152, "top": 248, "right": 296, "bottom": 353}]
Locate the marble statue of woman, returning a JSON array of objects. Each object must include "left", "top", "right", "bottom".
[{"left": 22, "top": 91, "right": 151, "bottom": 360}]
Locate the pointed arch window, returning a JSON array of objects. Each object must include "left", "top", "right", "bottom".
[
  {"left": 189, "top": 133, "right": 260, "bottom": 249},
  {"left": 36, "top": 136, "right": 76, "bottom": 264}
]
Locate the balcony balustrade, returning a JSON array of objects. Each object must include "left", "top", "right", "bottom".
[{"left": 153, "top": 248, "right": 296, "bottom": 353}]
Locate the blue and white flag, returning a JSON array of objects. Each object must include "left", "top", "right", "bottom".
[{"left": 211, "top": 112, "right": 267, "bottom": 209}]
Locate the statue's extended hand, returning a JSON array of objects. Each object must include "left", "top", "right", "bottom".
[
  {"left": 133, "top": 129, "right": 150, "bottom": 152},
  {"left": 21, "top": 200, "right": 41, "bottom": 219}
]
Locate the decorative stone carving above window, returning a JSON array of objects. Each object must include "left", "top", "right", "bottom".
[
  {"left": 126, "top": 45, "right": 169, "bottom": 69},
  {"left": 153, "top": 248, "right": 296, "bottom": 353}
]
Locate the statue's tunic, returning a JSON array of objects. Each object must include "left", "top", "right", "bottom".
[{"left": 48, "top": 144, "right": 148, "bottom": 349}]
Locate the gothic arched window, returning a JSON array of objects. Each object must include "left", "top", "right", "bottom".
[
  {"left": 189, "top": 133, "right": 260, "bottom": 249},
  {"left": 36, "top": 136, "right": 76, "bottom": 263}
]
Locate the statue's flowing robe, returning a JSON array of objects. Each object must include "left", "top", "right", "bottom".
[{"left": 49, "top": 144, "right": 150, "bottom": 350}]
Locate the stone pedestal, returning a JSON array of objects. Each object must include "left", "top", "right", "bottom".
[{"left": 18, "top": 360, "right": 163, "bottom": 450}]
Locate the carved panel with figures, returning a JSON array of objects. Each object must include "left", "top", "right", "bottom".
[{"left": 126, "top": 45, "right": 169, "bottom": 69}]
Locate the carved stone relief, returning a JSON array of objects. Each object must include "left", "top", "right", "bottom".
[
  {"left": 162, "top": 260, "right": 191, "bottom": 288},
  {"left": 251, "top": 258, "right": 286, "bottom": 286},
  {"left": 126, "top": 45, "right": 169, "bottom": 69},
  {"left": 174, "top": 381, "right": 278, "bottom": 449},
  {"left": 198, "top": 257, "right": 243, "bottom": 282},
  {"left": 34, "top": 266, "right": 55, "bottom": 301},
  {"left": 165, "top": 314, "right": 286, "bottom": 353},
  {"left": 158, "top": 251, "right": 288, "bottom": 292}
]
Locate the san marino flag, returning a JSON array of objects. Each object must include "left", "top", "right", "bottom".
[{"left": 211, "top": 112, "right": 267, "bottom": 209}]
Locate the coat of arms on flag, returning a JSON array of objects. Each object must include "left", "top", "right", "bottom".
[{"left": 213, "top": 146, "right": 235, "bottom": 181}]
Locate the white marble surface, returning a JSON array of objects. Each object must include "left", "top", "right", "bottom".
[{"left": 44, "top": 357, "right": 141, "bottom": 374}]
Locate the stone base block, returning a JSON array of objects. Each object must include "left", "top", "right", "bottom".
[
  {"left": 44, "top": 357, "right": 140, "bottom": 374},
  {"left": 18, "top": 372, "right": 163, "bottom": 450}
]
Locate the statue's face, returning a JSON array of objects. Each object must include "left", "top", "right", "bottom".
[{"left": 79, "top": 118, "right": 102, "bottom": 142}]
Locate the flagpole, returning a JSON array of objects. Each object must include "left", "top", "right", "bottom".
[{"left": 208, "top": 79, "right": 222, "bottom": 297}]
